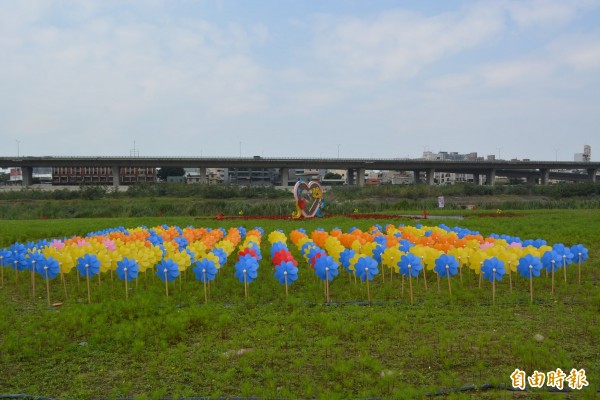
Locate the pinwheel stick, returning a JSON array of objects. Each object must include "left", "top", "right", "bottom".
[
  {"left": 551, "top": 261, "right": 555, "bottom": 295},
  {"left": 164, "top": 269, "right": 169, "bottom": 297},
  {"left": 421, "top": 258, "right": 428, "bottom": 290},
  {"left": 30, "top": 261, "right": 37, "bottom": 298},
  {"left": 14, "top": 262, "right": 18, "bottom": 287},
  {"left": 508, "top": 267, "right": 512, "bottom": 292},
  {"left": 529, "top": 266, "right": 533, "bottom": 304},
  {"left": 492, "top": 269, "right": 496, "bottom": 305},
  {"left": 436, "top": 272, "right": 441, "bottom": 293},
  {"left": 1, "top": 256, "right": 4, "bottom": 288},
  {"left": 563, "top": 257, "right": 567, "bottom": 284},
  {"left": 408, "top": 265, "right": 414, "bottom": 305},
  {"left": 85, "top": 264, "right": 91, "bottom": 304},
  {"left": 284, "top": 271, "right": 289, "bottom": 298},
  {"left": 243, "top": 269, "right": 248, "bottom": 300},
  {"left": 459, "top": 263, "right": 463, "bottom": 285},
  {"left": 203, "top": 269, "right": 208, "bottom": 304},
  {"left": 60, "top": 270, "right": 68, "bottom": 299},
  {"left": 124, "top": 268, "right": 129, "bottom": 300},
  {"left": 325, "top": 268, "right": 330, "bottom": 303},
  {"left": 365, "top": 268, "right": 371, "bottom": 303},
  {"left": 578, "top": 254, "right": 582, "bottom": 285},
  {"left": 446, "top": 265, "right": 452, "bottom": 296},
  {"left": 44, "top": 267, "right": 51, "bottom": 307}
]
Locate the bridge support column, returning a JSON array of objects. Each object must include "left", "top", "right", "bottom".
[
  {"left": 357, "top": 169, "right": 365, "bottom": 186},
  {"left": 485, "top": 169, "right": 496, "bottom": 186},
  {"left": 413, "top": 170, "right": 421, "bottom": 184},
  {"left": 540, "top": 169, "right": 550, "bottom": 185},
  {"left": 112, "top": 166, "right": 120, "bottom": 187},
  {"left": 347, "top": 169, "right": 355, "bottom": 185},
  {"left": 21, "top": 166, "right": 33, "bottom": 187},
  {"left": 279, "top": 167, "right": 289, "bottom": 187},
  {"left": 527, "top": 175, "right": 537, "bottom": 185},
  {"left": 472, "top": 173, "right": 480, "bottom": 185},
  {"left": 587, "top": 168, "right": 598, "bottom": 183},
  {"left": 426, "top": 169, "right": 435, "bottom": 185},
  {"left": 199, "top": 167, "right": 207, "bottom": 184}
]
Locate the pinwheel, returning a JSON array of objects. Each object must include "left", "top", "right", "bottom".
[
  {"left": 274, "top": 261, "right": 299, "bottom": 297},
  {"left": 116, "top": 257, "right": 140, "bottom": 300},
  {"left": 33, "top": 256, "right": 59, "bottom": 306},
  {"left": 193, "top": 258, "right": 219, "bottom": 303},
  {"left": 0, "top": 249, "right": 12, "bottom": 288},
  {"left": 234, "top": 254, "right": 259, "bottom": 299},
  {"left": 156, "top": 259, "right": 180, "bottom": 297},
  {"left": 517, "top": 254, "right": 542, "bottom": 303},
  {"left": 27, "top": 251, "right": 47, "bottom": 298},
  {"left": 541, "top": 250, "right": 563, "bottom": 295},
  {"left": 481, "top": 257, "right": 505, "bottom": 305},
  {"left": 570, "top": 244, "right": 588, "bottom": 285},
  {"left": 434, "top": 254, "right": 459, "bottom": 295},
  {"left": 11, "top": 251, "right": 28, "bottom": 287},
  {"left": 398, "top": 253, "right": 422, "bottom": 305},
  {"left": 76, "top": 254, "right": 101, "bottom": 304},
  {"left": 314, "top": 255, "right": 339, "bottom": 303},
  {"left": 552, "top": 244, "right": 573, "bottom": 284},
  {"left": 381, "top": 246, "right": 402, "bottom": 282},
  {"left": 354, "top": 256, "right": 379, "bottom": 302}
]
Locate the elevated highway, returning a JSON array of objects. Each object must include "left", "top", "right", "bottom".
[{"left": 1, "top": 156, "right": 598, "bottom": 186}]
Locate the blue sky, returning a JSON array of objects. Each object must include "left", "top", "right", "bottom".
[{"left": 1, "top": 0, "right": 599, "bottom": 160}]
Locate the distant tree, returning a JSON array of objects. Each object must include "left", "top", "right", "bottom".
[
  {"left": 324, "top": 172, "right": 342, "bottom": 179},
  {"left": 157, "top": 167, "right": 185, "bottom": 181}
]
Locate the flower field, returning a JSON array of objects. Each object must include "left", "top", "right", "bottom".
[{"left": 0, "top": 210, "right": 598, "bottom": 398}]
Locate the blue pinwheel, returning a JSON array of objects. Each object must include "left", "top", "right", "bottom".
[
  {"left": 212, "top": 248, "right": 228, "bottom": 268},
  {"left": 12, "top": 252, "right": 28, "bottom": 271},
  {"left": 76, "top": 254, "right": 101, "bottom": 277},
  {"left": 274, "top": 261, "right": 298, "bottom": 285},
  {"left": 434, "top": 254, "right": 459, "bottom": 278},
  {"left": 481, "top": 257, "right": 506, "bottom": 282},
  {"left": 314, "top": 255, "right": 339, "bottom": 281},
  {"left": 399, "top": 253, "right": 422, "bottom": 277},
  {"left": 339, "top": 248, "right": 356, "bottom": 273},
  {"left": 234, "top": 254, "right": 259, "bottom": 284},
  {"left": 354, "top": 256, "right": 379, "bottom": 282},
  {"left": 553, "top": 243, "right": 574, "bottom": 265},
  {"left": 541, "top": 250, "right": 562, "bottom": 273},
  {"left": 481, "top": 257, "right": 505, "bottom": 304},
  {"left": 399, "top": 253, "right": 423, "bottom": 304},
  {"left": 517, "top": 254, "right": 543, "bottom": 279},
  {"left": 570, "top": 243, "right": 589, "bottom": 285},
  {"left": 156, "top": 259, "right": 180, "bottom": 282},
  {"left": 28, "top": 252, "right": 47, "bottom": 276},
  {"left": 517, "top": 254, "right": 543, "bottom": 303},
  {"left": 116, "top": 257, "right": 140, "bottom": 281},
  {"left": 193, "top": 259, "right": 218, "bottom": 283},
  {"left": 38, "top": 256, "right": 60, "bottom": 280}
]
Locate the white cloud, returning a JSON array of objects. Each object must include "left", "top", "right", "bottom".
[{"left": 504, "top": 0, "right": 600, "bottom": 27}]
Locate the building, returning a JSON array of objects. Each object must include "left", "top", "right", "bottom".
[
  {"left": 227, "top": 168, "right": 280, "bottom": 185},
  {"left": 574, "top": 145, "right": 591, "bottom": 162},
  {"left": 52, "top": 166, "right": 156, "bottom": 185},
  {"left": 420, "top": 150, "right": 484, "bottom": 184}
]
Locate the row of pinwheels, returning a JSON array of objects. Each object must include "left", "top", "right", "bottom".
[{"left": 0, "top": 223, "right": 590, "bottom": 304}]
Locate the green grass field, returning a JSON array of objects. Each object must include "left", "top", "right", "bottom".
[{"left": 1, "top": 210, "right": 599, "bottom": 399}]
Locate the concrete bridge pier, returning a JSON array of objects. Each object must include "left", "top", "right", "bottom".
[
  {"left": 199, "top": 167, "right": 207, "bottom": 184},
  {"left": 21, "top": 166, "right": 33, "bottom": 187},
  {"left": 280, "top": 167, "right": 289, "bottom": 187},
  {"left": 357, "top": 168, "right": 365, "bottom": 186},
  {"left": 472, "top": 173, "right": 481, "bottom": 185},
  {"left": 413, "top": 170, "right": 421, "bottom": 184},
  {"left": 486, "top": 169, "right": 496, "bottom": 186},
  {"left": 426, "top": 168, "right": 435, "bottom": 185},
  {"left": 588, "top": 168, "right": 598, "bottom": 182},
  {"left": 112, "top": 166, "right": 120, "bottom": 187},
  {"left": 540, "top": 169, "right": 550, "bottom": 185},
  {"left": 527, "top": 175, "right": 537, "bottom": 185},
  {"left": 347, "top": 168, "right": 355, "bottom": 185}
]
